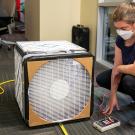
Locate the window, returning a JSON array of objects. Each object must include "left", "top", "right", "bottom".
[
  {"left": 99, "top": 0, "right": 126, "bottom": 3},
  {"left": 96, "top": 6, "right": 117, "bottom": 66},
  {"left": 102, "top": 7, "right": 116, "bottom": 64}
]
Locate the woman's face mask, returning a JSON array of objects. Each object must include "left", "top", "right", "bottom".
[
  {"left": 116, "top": 29, "right": 134, "bottom": 40},
  {"left": 114, "top": 21, "right": 135, "bottom": 40}
]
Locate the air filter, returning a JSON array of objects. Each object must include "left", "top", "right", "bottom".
[{"left": 14, "top": 41, "right": 94, "bottom": 127}]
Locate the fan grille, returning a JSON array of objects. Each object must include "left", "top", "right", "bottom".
[{"left": 28, "top": 58, "right": 91, "bottom": 122}]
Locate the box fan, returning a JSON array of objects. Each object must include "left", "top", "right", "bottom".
[{"left": 14, "top": 41, "right": 94, "bottom": 127}]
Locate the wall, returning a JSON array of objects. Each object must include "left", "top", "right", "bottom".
[
  {"left": 25, "top": 0, "right": 81, "bottom": 41},
  {"left": 25, "top": 0, "right": 40, "bottom": 40},
  {"left": 81, "top": 0, "right": 98, "bottom": 55},
  {"left": 39, "top": 0, "right": 81, "bottom": 41}
]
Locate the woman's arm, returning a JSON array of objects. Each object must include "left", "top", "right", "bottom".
[
  {"left": 111, "top": 45, "right": 123, "bottom": 95},
  {"left": 117, "top": 61, "right": 135, "bottom": 76},
  {"left": 103, "top": 45, "right": 123, "bottom": 115}
]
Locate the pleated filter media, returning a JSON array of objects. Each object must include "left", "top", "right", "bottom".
[{"left": 14, "top": 41, "right": 94, "bottom": 127}]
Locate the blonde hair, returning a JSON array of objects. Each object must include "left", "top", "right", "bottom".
[{"left": 113, "top": 2, "right": 135, "bottom": 24}]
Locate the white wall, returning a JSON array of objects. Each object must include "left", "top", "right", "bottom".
[
  {"left": 81, "top": 0, "right": 98, "bottom": 55},
  {"left": 25, "top": 0, "right": 81, "bottom": 41},
  {"left": 39, "top": 0, "right": 81, "bottom": 41}
]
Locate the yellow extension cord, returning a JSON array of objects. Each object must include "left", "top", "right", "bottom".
[
  {"left": 0, "top": 80, "right": 15, "bottom": 95},
  {"left": 59, "top": 123, "right": 69, "bottom": 135},
  {"left": 0, "top": 80, "right": 69, "bottom": 135}
]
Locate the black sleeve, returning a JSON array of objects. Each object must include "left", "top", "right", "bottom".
[{"left": 115, "top": 36, "right": 124, "bottom": 50}]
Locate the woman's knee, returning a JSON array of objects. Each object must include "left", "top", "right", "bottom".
[
  {"left": 96, "top": 73, "right": 103, "bottom": 86},
  {"left": 96, "top": 69, "right": 112, "bottom": 89},
  {"left": 122, "top": 75, "right": 135, "bottom": 89}
]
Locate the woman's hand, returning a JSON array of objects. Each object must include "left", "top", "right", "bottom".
[
  {"left": 103, "top": 66, "right": 121, "bottom": 115},
  {"left": 102, "top": 94, "right": 119, "bottom": 115}
]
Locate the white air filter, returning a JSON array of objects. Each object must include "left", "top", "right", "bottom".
[
  {"left": 14, "top": 41, "right": 94, "bottom": 127},
  {"left": 28, "top": 58, "right": 91, "bottom": 122}
]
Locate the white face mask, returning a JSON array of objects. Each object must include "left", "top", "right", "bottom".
[{"left": 116, "top": 29, "right": 134, "bottom": 40}]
